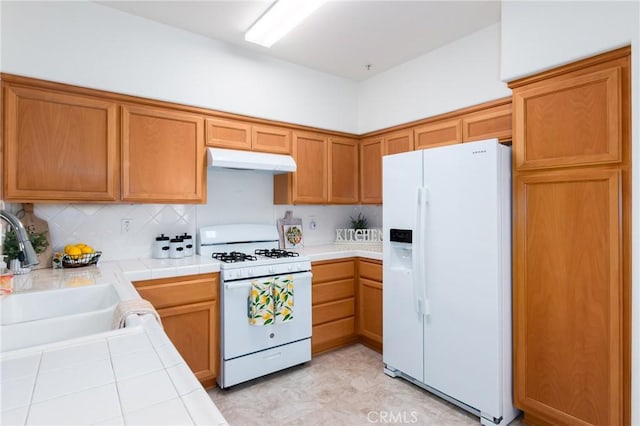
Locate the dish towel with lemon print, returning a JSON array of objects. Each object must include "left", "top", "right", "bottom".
[{"left": 248, "top": 275, "right": 294, "bottom": 326}]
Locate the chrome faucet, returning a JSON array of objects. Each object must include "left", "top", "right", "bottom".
[{"left": 0, "top": 209, "right": 40, "bottom": 267}]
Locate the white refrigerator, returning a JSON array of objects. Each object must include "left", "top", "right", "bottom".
[{"left": 382, "top": 139, "right": 519, "bottom": 426}]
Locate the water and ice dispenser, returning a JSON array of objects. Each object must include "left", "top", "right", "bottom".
[{"left": 388, "top": 229, "right": 413, "bottom": 270}]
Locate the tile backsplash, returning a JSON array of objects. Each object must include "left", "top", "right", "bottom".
[{"left": 2, "top": 169, "right": 381, "bottom": 261}]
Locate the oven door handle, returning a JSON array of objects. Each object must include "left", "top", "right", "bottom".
[{"left": 223, "top": 271, "right": 312, "bottom": 289}]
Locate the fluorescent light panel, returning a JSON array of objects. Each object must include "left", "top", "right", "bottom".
[{"left": 245, "top": 0, "right": 325, "bottom": 48}]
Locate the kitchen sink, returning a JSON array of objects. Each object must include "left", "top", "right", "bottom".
[
  {"left": 1, "top": 284, "right": 120, "bottom": 325},
  {"left": 0, "top": 284, "right": 122, "bottom": 352}
]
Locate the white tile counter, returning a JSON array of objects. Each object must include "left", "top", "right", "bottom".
[
  {"left": 1, "top": 317, "right": 227, "bottom": 425},
  {"left": 295, "top": 243, "right": 382, "bottom": 262},
  {"left": 1, "top": 256, "right": 227, "bottom": 426}
]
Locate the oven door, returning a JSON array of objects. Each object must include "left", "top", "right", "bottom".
[{"left": 221, "top": 271, "right": 312, "bottom": 360}]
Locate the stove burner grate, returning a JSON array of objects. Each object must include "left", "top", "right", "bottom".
[
  {"left": 211, "top": 251, "right": 258, "bottom": 263},
  {"left": 254, "top": 248, "right": 300, "bottom": 258}
]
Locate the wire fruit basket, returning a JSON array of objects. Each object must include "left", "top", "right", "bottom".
[{"left": 62, "top": 251, "right": 102, "bottom": 268}]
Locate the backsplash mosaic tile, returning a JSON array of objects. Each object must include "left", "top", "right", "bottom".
[{"left": 34, "top": 204, "right": 197, "bottom": 261}]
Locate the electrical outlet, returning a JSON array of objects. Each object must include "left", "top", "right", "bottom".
[{"left": 120, "top": 218, "right": 133, "bottom": 234}]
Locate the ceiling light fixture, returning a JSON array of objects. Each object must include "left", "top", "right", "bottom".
[{"left": 245, "top": 0, "right": 326, "bottom": 48}]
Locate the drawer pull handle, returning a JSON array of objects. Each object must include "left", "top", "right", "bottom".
[{"left": 264, "top": 352, "right": 281, "bottom": 360}]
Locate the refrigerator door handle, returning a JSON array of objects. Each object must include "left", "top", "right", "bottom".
[{"left": 413, "top": 186, "right": 430, "bottom": 317}]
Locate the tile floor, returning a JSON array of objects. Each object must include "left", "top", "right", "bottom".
[{"left": 208, "top": 344, "right": 524, "bottom": 425}]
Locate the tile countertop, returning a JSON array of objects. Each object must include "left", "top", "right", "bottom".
[
  {"left": 1, "top": 256, "right": 227, "bottom": 426},
  {"left": 295, "top": 243, "right": 382, "bottom": 262}
]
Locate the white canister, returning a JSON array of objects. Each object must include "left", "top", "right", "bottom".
[
  {"left": 169, "top": 237, "right": 184, "bottom": 259},
  {"left": 181, "top": 233, "right": 194, "bottom": 257},
  {"left": 152, "top": 234, "right": 170, "bottom": 259}
]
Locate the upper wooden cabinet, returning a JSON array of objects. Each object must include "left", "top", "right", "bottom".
[
  {"left": 414, "top": 118, "right": 462, "bottom": 149},
  {"left": 383, "top": 129, "right": 413, "bottom": 155},
  {"left": 122, "top": 104, "right": 205, "bottom": 203},
  {"left": 274, "top": 130, "right": 328, "bottom": 204},
  {"left": 205, "top": 117, "right": 251, "bottom": 150},
  {"left": 205, "top": 117, "right": 290, "bottom": 154},
  {"left": 328, "top": 137, "right": 358, "bottom": 204},
  {"left": 512, "top": 62, "right": 623, "bottom": 170},
  {"left": 359, "top": 137, "right": 383, "bottom": 204},
  {"left": 462, "top": 102, "right": 512, "bottom": 143},
  {"left": 252, "top": 124, "right": 291, "bottom": 154},
  {"left": 4, "top": 84, "right": 119, "bottom": 201}
]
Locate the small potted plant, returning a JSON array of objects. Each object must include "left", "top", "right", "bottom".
[
  {"left": 2, "top": 226, "right": 49, "bottom": 272},
  {"left": 349, "top": 213, "right": 369, "bottom": 230}
]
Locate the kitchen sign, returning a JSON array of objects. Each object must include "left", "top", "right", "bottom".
[{"left": 335, "top": 228, "right": 383, "bottom": 243}]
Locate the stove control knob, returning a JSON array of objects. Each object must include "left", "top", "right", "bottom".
[
  {"left": 227, "top": 271, "right": 235, "bottom": 280},
  {"left": 287, "top": 264, "right": 293, "bottom": 271},
  {"left": 247, "top": 269, "right": 253, "bottom": 277},
  {"left": 268, "top": 266, "right": 275, "bottom": 274}
]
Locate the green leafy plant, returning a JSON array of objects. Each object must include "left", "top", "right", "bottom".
[
  {"left": 349, "top": 213, "right": 369, "bottom": 230},
  {"left": 2, "top": 226, "right": 49, "bottom": 261}
]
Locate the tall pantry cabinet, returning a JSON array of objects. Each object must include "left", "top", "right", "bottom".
[{"left": 509, "top": 47, "right": 631, "bottom": 426}]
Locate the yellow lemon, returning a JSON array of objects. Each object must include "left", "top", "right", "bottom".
[
  {"left": 75, "top": 243, "right": 87, "bottom": 249},
  {"left": 64, "top": 244, "right": 77, "bottom": 255},
  {"left": 66, "top": 246, "right": 82, "bottom": 259},
  {"left": 81, "top": 246, "right": 94, "bottom": 254}
]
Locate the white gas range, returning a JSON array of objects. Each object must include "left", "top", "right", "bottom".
[{"left": 197, "top": 224, "right": 312, "bottom": 389}]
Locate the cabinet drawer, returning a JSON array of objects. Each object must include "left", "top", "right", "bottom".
[
  {"left": 312, "top": 259, "right": 355, "bottom": 283},
  {"left": 312, "top": 279, "right": 355, "bottom": 305},
  {"left": 313, "top": 298, "right": 355, "bottom": 326},
  {"left": 134, "top": 273, "right": 218, "bottom": 309},
  {"left": 312, "top": 317, "right": 356, "bottom": 348},
  {"left": 359, "top": 260, "right": 382, "bottom": 281}
]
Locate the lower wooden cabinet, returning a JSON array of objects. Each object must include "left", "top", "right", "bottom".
[
  {"left": 133, "top": 273, "right": 219, "bottom": 387},
  {"left": 357, "top": 259, "right": 382, "bottom": 352},
  {"left": 311, "top": 259, "right": 357, "bottom": 354}
]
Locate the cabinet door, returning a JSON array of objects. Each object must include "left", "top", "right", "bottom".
[
  {"left": 122, "top": 104, "right": 204, "bottom": 203},
  {"left": 358, "top": 278, "right": 382, "bottom": 350},
  {"left": 513, "top": 65, "right": 622, "bottom": 170},
  {"left": 384, "top": 129, "right": 413, "bottom": 155},
  {"left": 291, "top": 131, "right": 328, "bottom": 203},
  {"left": 205, "top": 117, "right": 251, "bottom": 150},
  {"left": 328, "top": 137, "right": 358, "bottom": 204},
  {"left": 4, "top": 85, "right": 118, "bottom": 201},
  {"left": 252, "top": 125, "right": 291, "bottom": 154},
  {"left": 158, "top": 301, "right": 218, "bottom": 382},
  {"left": 359, "top": 137, "right": 383, "bottom": 204},
  {"left": 462, "top": 103, "right": 512, "bottom": 143},
  {"left": 514, "top": 169, "right": 622, "bottom": 426},
  {"left": 414, "top": 118, "right": 462, "bottom": 149}
]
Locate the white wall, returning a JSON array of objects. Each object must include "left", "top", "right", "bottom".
[
  {"left": 500, "top": 1, "right": 640, "bottom": 422},
  {"left": 501, "top": 1, "right": 638, "bottom": 81},
  {"left": 0, "top": 1, "right": 358, "bottom": 133},
  {"left": 357, "top": 24, "right": 510, "bottom": 134}
]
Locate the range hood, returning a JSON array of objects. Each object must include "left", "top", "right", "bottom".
[{"left": 207, "top": 148, "right": 296, "bottom": 174}]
